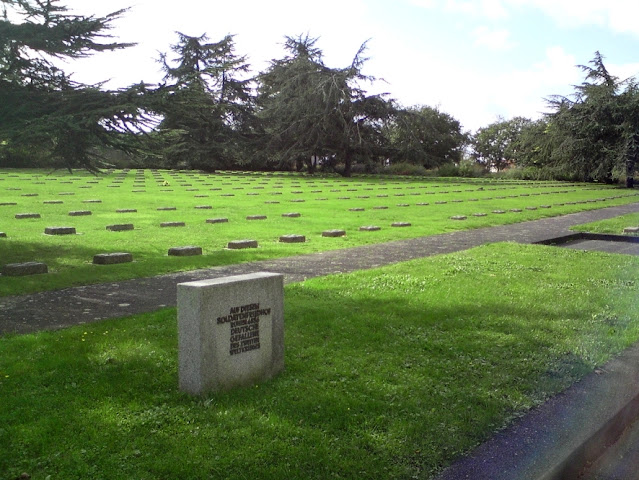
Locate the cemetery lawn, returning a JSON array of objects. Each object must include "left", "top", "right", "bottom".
[
  {"left": 2, "top": 243, "right": 639, "bottom": 479},
  {"left": 572, "top": 212, "right": 639, "bottom": 235},
  {"left": 2, "top": 168, "right": 639, "bottom": 296}
]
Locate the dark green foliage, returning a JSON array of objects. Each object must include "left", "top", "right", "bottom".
[
  {"left": 546, "top": 52, "right": 639, "bottom": 184},
  {"left": 156, "top": 33, "right": 256, "bottom": 171},
  {"left": 0, "top": 0, "right": 152, "bottom": 171},
  {"left": 257, "top": 35, "right": 394, "bottom": 176},
  {"left": 386, "top": 105, "right": 468, "bottom": 168}
]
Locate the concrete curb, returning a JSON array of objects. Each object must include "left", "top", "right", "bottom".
[{"left": 435, "top": 342, "right": 639, "bottom": 480}]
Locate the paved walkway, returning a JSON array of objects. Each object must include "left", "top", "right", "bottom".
[{"left": 2, "top": 202, "right": 638, "bottom": 336}]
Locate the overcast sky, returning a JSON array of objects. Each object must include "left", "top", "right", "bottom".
[{"left": 53, "top": 0, "right": 639, "bottom": 132}]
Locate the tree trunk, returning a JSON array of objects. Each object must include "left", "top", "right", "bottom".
[{"left": 341, "top": 150, "right": 353, "bottom": 177}]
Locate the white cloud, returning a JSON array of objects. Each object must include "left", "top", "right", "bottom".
[
  {"left": 407, "top": 0, "right": 510, "bottom": 18},
  {"left": 444, "top": 0, "right": 510, "bottom": 19},
  {"left": 408, "top": 0, "right": 437, "bottom": 7},
  {"left": 383, "top": 45, "right": 581, "bottom": 131},
  {"left": 472, "top": 26, "right": 514, "bottom": 50},
  {"left": 506, "top": 0, "right": 639, "bottom": 35}
]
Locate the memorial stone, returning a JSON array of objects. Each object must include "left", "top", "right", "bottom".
[
  {"left": 2, "top": 261, "right": 48, "bottom": 276},
  {"left": 106, "top": 224, "right": 134, "bottom": 232},
  {"left": 228, "top": 239, "right": 258, "bottom": 249},
  {"left": 44, "top": 226, "right": 76, "bottom": 235},
  {"left": 279, "top": 234, "right": 306, "bottom": 243},
  {"left": 322, "top": 229, "right": 346, "bottom": 237},
  {"left": 178, "top": 273, "right": 284, "bottom": 394},
  {"left": 169, "top": 246, "right": 203, "bottom": 256},
  {"left": 93, "top": 252, "right": 133, "bottom": 264}
]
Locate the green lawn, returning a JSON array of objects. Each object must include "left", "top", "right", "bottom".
[
  {"left": 572, "top": 212, "right": 639, "bottom": 235},
  {"left": 2, "top": 168, "right": 638, "bottom": 296},
  {"left": 2, "top": 243, "right": 638, "bottom": 479}
]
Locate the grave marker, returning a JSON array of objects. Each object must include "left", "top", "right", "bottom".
[
  {"left": 322, "top": 229, "right": 346, "bottom": 237},
  {"left": 2, "top": 262, "right": 48, "bottom": 276},
  {"left": 169, "top": 246, "right": 203, "bottom": 256},
  {"left": 279, "top": 234, "right": 306, "bottom": 243},
  {"left": 106, "top": 224, "right": 134, "bottom": 232},
  {"left": 93, "top": 253, "right": 133, "bottom": 265},
  {"left": 228, "top": 239, "right": 258, "bottom": 249},
  {"left": 178, "top": 272, "right": 285, "bottom": 394}
]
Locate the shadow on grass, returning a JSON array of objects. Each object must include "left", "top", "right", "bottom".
[{"left": 0, "top": 281, "right": 617, "bottom": 479}]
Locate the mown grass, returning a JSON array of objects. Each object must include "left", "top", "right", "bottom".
[
  {"left": 572, "top": 212, "right": 639, "bottom": 235},
  {"left": 1, "top": 168, "right": 638, "bottom": 296},
  {"left": 2, "top": 243, "right": 639, "bottom": 479}
]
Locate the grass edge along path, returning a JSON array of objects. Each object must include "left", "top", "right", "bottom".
[
  {"left": 2, "top": 243, "right": 639, "bottom": 479},
  {"left": 572, "top": 211, "right": 639, "bottom": 235}
]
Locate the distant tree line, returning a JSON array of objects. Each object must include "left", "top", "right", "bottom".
[
  {"left": 472, "top": 52, "right": 639, "bottom": 185},
  {"left": 1, "top": 1, "right": 637, "bottom": 185},
  {"left": 0, "top": 0, "right": 467, "bottom": 176}
]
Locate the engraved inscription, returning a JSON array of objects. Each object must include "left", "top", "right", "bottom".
[{"left": 216, "top": 303, "right": 271, "bottom": 355}]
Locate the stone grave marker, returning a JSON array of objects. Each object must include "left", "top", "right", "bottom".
[
  {"left": 106, "top": 224, "right": 134, "bottom": 232},
  {"left": 178, "top": 272, "right": 285, "bottom": 394},
  {"left": 92, "top": 253, "right": 133, "bottom": 265},
  {"left": 322, "top": 229, "right": 345, "bottom": 237},
  {"left": 169, "top": 246, "right": 203, "bottom": 256},
  {"left": 44, "top": 226, "right": 76, "bottom": 235},
  {"left": 228, "top": 239, "right": 258, "bottom": 249},
  {"left": 15, "top": 213, "right": 41, "bottom": 219},
  {"left": 2, "top": 261, "right": 48, "bottom": 276},
  {"left": 279, "top": 234, "right": 306, "bottom": 243}
]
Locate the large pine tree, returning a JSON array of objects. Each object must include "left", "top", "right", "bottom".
[
  {"left": 0, "top": 0, "right": 150, "bottom": 170},
  {"left": 156, "top": 33, "right": 255, "bottom": 171},
  {"left": 257, "top": 35, "right": 394, "bottom": 176},
  {"left": 546, "top": 52, "right": 639, "bottom": 184}
]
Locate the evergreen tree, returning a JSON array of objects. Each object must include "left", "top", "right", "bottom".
[
  {"left": 0, "top": 0, "right": 151, "bottom": 170},
  {"left": 257, "top": 35, "right": 394, "bottom": 176},
  {"left": 157, "top": 33, "right": 255, "bottom": 171},
  {"left": 546, "top": 52, "right": 639, "bottom": 184}
]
